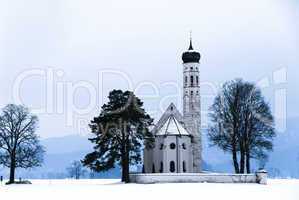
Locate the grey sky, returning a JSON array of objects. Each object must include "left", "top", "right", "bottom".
[{"left": 0, "top": 0, "right": 298, "bottom": 138}]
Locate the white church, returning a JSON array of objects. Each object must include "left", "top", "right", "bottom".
[
  {"left": 143, "top": 39, "right": 202, "bottom": 173},
  {"left": 130, "top": 38, "right": 267, "bottom": 184}
]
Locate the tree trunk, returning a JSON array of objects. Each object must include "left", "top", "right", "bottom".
[
  {"left": 232, "top": 147, "right": 239, "bottom": 174},
  {"left": 239, "top": 152, "right": 245, "bottom": 173},
  {"left": 245, "top": 118, "right": 252, "bottom": 174},
  {"left": 239, "top": 143, "right": 245, "bottom": 173},
  {"left": 240, "top": 111, "right": 249, "bottom": 174},
  {"left": 232, "top": 129, "right": 240, "bottom": 174},
  {"left": 246, "top": 148, "right": 251, "bottom": 173},
  {"left": 9, "top": 155, "right": 16, "bottom": 184},
  {"left": 121, "top": 143, "right": 130, "bottom": 183}
]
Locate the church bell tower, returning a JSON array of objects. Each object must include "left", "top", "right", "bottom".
[{"left": 182, "top": 37, "right": 202, "bottom": 172}]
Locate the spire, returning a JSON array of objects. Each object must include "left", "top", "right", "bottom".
[
  {"left": 188, "top": 31, "right": 193, "bottom": 50},
  {"left": 182, "top": 31, "right": 201, "bottom": 63}
]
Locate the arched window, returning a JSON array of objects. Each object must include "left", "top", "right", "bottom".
[
  {"left": 185, "top": 76, "right": 188, "bottom": 85},
  {"left": 152, "top": 164, "right": 156, "bottom": 173},
  {"left": 196, "top": 76, "right": 199, "bottom": 85},
  {"left": 183, "top": 161, "right": 186, "bottom": 172},
  {"left": 159, "top": 162, "right": 163, "bottom": 173},
  {"left": 170, "top": 161, "right": 175, "bottom": 172},
  {"left": 190, "top": 76, "right": 194, "bottom": 86},
  {"left": 190, "top": 91, "right": 193, "bottom": 96},
  {"left": 182, "top": 143, "right": 186, "bottom": 150},
  {"left": 170, "top": 143, "right": 176, "bottom": 149},
  {"left": 142, "top": 165, "right": 145, "bottom": 173},
  {"left": 190, "top": 67, "right": 193, "bottom": 71},
  {"left": 159, "top": 144, "right": 164, "bottom": 150}
]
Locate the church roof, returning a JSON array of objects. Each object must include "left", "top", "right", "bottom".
[
  {"left": 156, "top": 115, "right": 190, "bottom": 136},
  {"left": 152, "top": 103, "right": 190, "bottom": 136}
]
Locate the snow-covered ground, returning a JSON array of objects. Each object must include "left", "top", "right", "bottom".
[{"left": 0, "top": 179, "right": 298, "bottom": 200}]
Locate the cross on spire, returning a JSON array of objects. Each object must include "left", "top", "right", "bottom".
[{"left": 188, "top": 30, "right": 193, "bottom": 50}]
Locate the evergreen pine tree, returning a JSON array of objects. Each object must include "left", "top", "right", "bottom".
[{"left": 82, "top": 90, "right": 154, "bottom": 182}]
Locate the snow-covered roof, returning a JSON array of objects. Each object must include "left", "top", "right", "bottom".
[
  {"left": 156, "top": 115, "right": 190, "bottom": 136},
  {"left": 151, "top": 103, "right": 191, "bottom": 136}
]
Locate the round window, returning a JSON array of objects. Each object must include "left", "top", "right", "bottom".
[{"left": 170, "top": 143, "right": 176, "bottom": 149}]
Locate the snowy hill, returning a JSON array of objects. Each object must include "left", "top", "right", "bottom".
[{"left": 0, "top": 179, "right": 298, "bottom": 200}]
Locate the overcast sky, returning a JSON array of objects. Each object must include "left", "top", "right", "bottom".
[{"left": 0, "top": 0, "right": 298, "bottom": 138}]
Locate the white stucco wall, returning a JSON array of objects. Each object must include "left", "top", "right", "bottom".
[
  {"left": 183, "top": 62, "right": 202, "bottom": 173},
  {"left": 130, "top": 171, "right": 268, "bottom": 185},
  {"left": 144, "top": 135, "right": 192, "bottom": 173}
]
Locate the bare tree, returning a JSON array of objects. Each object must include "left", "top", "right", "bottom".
[
  {"left": 208, "top": 79, "right": 275, "bottom": 173},
  {"left": 67, "top": 160, "right": 87, "bottom": 179},
  {"left": 0, "top": 104, "right": 45, "bottom": 184},
  {"left": 208, "top": 80, "right": 243, "bottom": 173}
]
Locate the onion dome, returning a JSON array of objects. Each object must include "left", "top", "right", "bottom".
[{"left": 182, "top": 39, "right": 201, "bottom": 63}]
